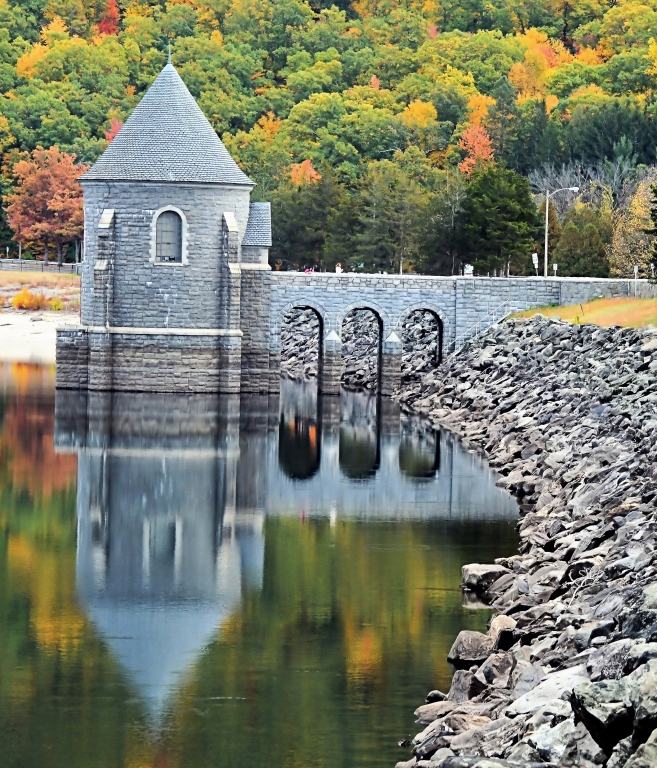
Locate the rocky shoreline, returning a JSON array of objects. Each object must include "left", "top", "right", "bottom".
[{"left": 282, "top": 312, "right": 657, "bottom": 768}]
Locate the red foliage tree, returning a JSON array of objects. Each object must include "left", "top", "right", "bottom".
[
  {"left": 98, "top": 0, "right": 120, "bottom": 35},
  {"left": 104, "top": 118, "right": 123, "bottom": 142},
  {"left": 4, "top": 147, "right": 88, "bottom": 265}
]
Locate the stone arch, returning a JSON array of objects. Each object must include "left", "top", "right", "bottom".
[
  {"left": 149, "top": 205, "right": 189, "bottom": 265},
  {"left": 337, "top": 301, "right": 392, "bottom": 339},
  {"left": 277, "top": 301, "right": 328, "bottom": 385},
  {"left": 396, "top": 304, "right": 450, "bottom": 364},
  {"left": 339, "top": 304, "right": 387, "bottom": 394},
  {"left": 272, "top": 299, "right": 331, "bottom": 346}
]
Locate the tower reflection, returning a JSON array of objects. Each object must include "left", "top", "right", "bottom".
[{"left": 57, "top": 391, "right": 264, "bottom": 719}]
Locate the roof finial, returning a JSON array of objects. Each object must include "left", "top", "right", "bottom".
[{"left": 167, "top": 42, "right": 171, "bottom": 65}]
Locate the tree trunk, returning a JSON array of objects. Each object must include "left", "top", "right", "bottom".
[
  {"left": 57, "top": 241, "right": 63, "bottom": 267},
  {"left": 44, "top": 241, "right": 49, "bottom": 265},
  {"left": 75, "top": 239, "right": 79, "bottom": 264}
]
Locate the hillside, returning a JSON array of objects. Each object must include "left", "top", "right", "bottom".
[{"left": 2, "top": 0, "right": 657, "bottom": 274}]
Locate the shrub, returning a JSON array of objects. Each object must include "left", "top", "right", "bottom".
[
  {"left": 11, "top": 287, "right": 48, "bottom": 310},
  {"left": 48, "top": 296, "right": 64, "bottom": 311}
]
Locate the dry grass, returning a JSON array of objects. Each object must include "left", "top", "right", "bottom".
[
  {"left": 0, "top": 271, "right": 80, "bottom": 289},
  {"left": 513, "top": 297, "right": 657, "bottom": 328}
]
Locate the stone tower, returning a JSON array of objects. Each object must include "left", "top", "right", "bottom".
[{"left": 56, "top": 61, "right": 273, "bottom": 394}]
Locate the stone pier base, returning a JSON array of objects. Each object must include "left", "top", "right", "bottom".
[
  {"left": 56, "top": 326, "right": 244, "bottom": 394},
  {"left": 380, "top": 332, "right": 402, "bottom": 397},
  {"left": 319, "top": 330, "right": 342, "bottom": 396}
]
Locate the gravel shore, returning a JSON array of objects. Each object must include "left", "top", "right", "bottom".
[
  {"left": 0, "top": 310, "right": 78, "bottom": 364},
  {"left": 281, "top": 312, "right": 657, "bottom": 768}
]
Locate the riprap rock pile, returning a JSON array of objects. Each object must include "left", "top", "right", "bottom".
[{"left": 395, "top": 316, "right": 657, "bottom": 768}]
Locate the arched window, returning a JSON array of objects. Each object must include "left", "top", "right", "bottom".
[{"left": 155, "top": 210, "right": 182, "bottom": 263}]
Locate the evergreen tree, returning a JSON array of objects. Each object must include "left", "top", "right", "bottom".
[
  {"left": 552, "top": 206, "right": 611, "bottom": 277},
  {"left": 485, "top": 77, "right": 518, "bottom": 165},
  {"left": 270, "top": 170, "right": 347, "bottom": 270},
  {"left": 419, "top": 170, "right": 467, "bottom": 275},
  {"left": 351, "top": 162, "right": 425, "bottom": 273},
  {"left": 460, "top": 165, "right": 539, "bottom": 275},
  {"left": 554, "top": 222, "right": 610, "bottom": 277}
]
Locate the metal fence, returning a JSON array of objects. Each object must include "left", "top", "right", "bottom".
[{"left": 0, "top": 259, "right": 81, "bottom": 275}]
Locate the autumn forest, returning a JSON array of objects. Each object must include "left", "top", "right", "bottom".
[{"left": 1, "top": 0, "right": 657, "bottom": 275}]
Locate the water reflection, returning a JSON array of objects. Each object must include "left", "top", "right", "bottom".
[
  {"left": 0, "top": 365, "right": 519, "bottom": 768},
  {"left": 52, "top": 380, "right": 519, "bottom": 722}
]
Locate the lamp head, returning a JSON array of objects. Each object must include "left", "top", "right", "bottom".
[{"left": 569, "top": 187, "right": 579, "bottom": 193}]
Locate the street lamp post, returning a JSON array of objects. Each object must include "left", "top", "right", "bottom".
[{"left": 544, "top": 186, "right": 579, "bottom": 277}]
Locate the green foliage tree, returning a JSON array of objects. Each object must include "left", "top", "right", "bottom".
[
  {"left": 351, "top": 160, "right": 425, "bottom": 273},
  {"left": 460, "top": 165, "right": 538, "bottom": 275},
  {"left": 419, "top": 170, "right": 467, "bottom": 275},
  {"left": 553, "top": 205, "right": 611, "bottom": 277}
]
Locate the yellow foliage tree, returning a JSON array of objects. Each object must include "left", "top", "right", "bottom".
[
  {"left": 401, "top": 99, "right": 437, "bottom": 128},
  {"left": 467, "top": 93, "right": 495, "bottom": 126},
  {"left": 610, "top": 175, "right": 657, "bottom": 278},
  {"left": 509, "top": 49, "right": 548, "bottom": 99},
  {"left": 16, "top": 44, "right": 48, "bottom": 78}
]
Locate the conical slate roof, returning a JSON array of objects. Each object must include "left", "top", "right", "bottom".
[{"left": 83, "top": 63, "right": 253, "bottom": 185}]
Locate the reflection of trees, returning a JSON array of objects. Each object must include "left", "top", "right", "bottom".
[
  {"left": 0, "top": 384, "right": 152, "bottom": 768},
  {"left": 162, "top": 517, "right": 518, "bottom": 768},
  {"left": 0, "top": 394, "right": 77, "bottom": 498}
]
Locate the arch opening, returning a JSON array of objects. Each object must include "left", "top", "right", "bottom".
[
  {"left": 400, "top": 310, "right": 443, "bottom": 383},
  {"left": 278, "top": 379, "right": 321, "bottom": 481},
  {"left": 340, "top": 308, "right": 382, "bottom": 392},
  {"left": 280, "top": 307, "right": 323, "bottom": 383}
]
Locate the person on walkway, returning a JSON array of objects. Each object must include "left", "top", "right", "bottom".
[{"left": 335, "top": 263, "right": 343, "bottom": 274}]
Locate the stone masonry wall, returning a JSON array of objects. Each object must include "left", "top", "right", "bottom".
[
  {"left": 57, "top": 329, "right": 242, "bottom": 393},
  {"left": 269, "top": 274, "right": 639, "bottom": 361},
  {"left": 59, "top": 266, "right": 652, "bottom": 394},
  {"left": 80, "top": 180, "right": 251, "bottom": 329}
]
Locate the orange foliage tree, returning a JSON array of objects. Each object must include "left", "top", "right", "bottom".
[
  {"left": 457, "top": 125, "right": 494, "bottom": 174},
  {"left": 289, "top": 159, "right": 321, "bottom": 186},
  {"left": 4, "top": 147, "right": 88, "bottom": 265}
]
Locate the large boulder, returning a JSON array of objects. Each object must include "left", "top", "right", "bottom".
[
  {"left": 474, "top": 652, "right": 515, "bottom": 689},
  {"left": 571, "top": 659, "right": 657, "bottom": 753},
  {"left": 461, "top": 564, "right": 510, "bottom": 593},
  {"left": 447, "top": 631, "right": 494, "bottom": 666},
  {"left": 506, "top": 665, "right": 589, "bottom": 716},
  {"left": 625, "top": 728, "right": 657, "bottom": 768},
  {"left": 570, "top": 679, "right": 633, "bottom": 753}
]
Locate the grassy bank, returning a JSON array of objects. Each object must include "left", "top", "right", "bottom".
[
  {"left": 513, "top": 297, "right": 657, "bottom": 328},
  {"left": 0, "top": 270, "right": 80, "bottom": 311}
]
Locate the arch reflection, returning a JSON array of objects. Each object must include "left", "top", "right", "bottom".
[
  {"left": 339, "top": 391, "right": 380, "bottom": 480},
  {"left": 278, "top": 379, "right": 321, "bottom": 480},
  {"left": 399, "top": 423, "right": 441, "bottom": 480}
]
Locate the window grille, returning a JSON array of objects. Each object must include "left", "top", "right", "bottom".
[{"left": 155, "top": 211, "right": 183, "bottom": 263}]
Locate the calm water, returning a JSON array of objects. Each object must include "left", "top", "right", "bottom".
[{"left": 0, "top": 366, "right": 518, "bottom": 768}]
